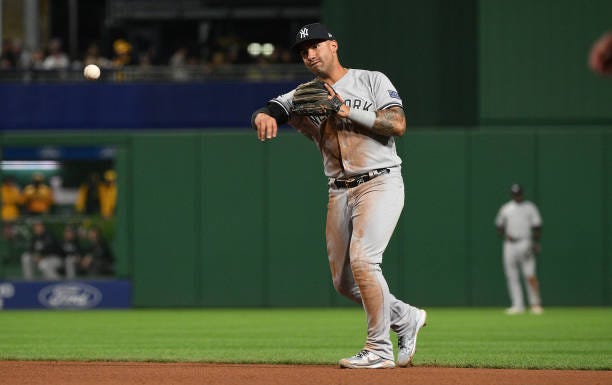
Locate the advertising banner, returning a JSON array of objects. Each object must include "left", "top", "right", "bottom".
[{"left": 0, "top": 280, "right": 131, "bottom": 309}]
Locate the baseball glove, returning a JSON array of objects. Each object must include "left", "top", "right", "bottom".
[{"left": 290, "top": 79, "right": 343, "bottom": 116}]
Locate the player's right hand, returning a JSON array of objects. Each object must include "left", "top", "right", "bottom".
[
  {"left": 589, "top": 32, "right": 612, "bottom": 76},
  {"left": 254, "top": 113, "right": 278, "bottom": 141},
  {"left": 322, "top": 82, "right": 349, "bottom": 118}
]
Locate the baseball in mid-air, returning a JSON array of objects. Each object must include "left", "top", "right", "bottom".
[{"left": 83, "top": 64, "right": 101, "bottom": 80}]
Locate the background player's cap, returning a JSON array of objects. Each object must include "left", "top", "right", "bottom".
[
  {"left": 291, "top": 23, "right": 335, "bottom": 52},
  {"left": 510, "top": 183, "right": 523, "bottom": 195}
]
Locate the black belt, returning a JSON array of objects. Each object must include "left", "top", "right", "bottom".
[{"left": 330, "top": 168, "right": 391, "bottom": 189}]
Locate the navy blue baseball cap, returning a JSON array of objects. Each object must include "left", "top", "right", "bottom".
[
  {"left": 510, "top": 183, "right": 523, "bottom": 195},
  {"left": 291, "top": 23, "right": 335, "bottom": 52}
]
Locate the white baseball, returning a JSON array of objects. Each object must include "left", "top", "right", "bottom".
[{"left": 83, "top": 64, "right": 101, "bottom": 80}]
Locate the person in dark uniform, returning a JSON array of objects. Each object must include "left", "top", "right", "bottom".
[
  {"left": 21, "top": 220, "right": 63, "bottom": 279},
  {"left": 79, "top": 227, "right": 114, "bottom": 276}
]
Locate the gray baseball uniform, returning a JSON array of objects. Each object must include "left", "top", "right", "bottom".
[
  {"left": 269, "top": 69, "right": 423, "bottom": 361},
  {"left": 495, "top": 199, "right": 543, "bottom": 310}
]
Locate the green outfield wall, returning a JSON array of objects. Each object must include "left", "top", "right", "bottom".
[
  {"left": 324, "top": 0, "right": 612, "bottom": 126},
  {"left": 1, "top": 129, "right": 610, "bottom": 307}
]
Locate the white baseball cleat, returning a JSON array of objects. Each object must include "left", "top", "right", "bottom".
[
  {"left": 397, "top": 309, "right": 427, "bottom": 367},
  {"left": 530, "top": 305, "right": 544, "bottom": 315},
  {"left": 339, "top": 349, "right": 395, "bottom": 369},
  {"left": 505, "top": 307, "right": 526, "bottom": 315}
]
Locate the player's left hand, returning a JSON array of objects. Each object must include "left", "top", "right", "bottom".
[{"left": 531, "top": 242, "right": 541, "bottom": 255}]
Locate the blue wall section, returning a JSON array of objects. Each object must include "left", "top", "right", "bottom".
[
  {"left": 0, "top": 280, "right": 131, "bottom": 309},
  {"left": 0, "top": 82, "right": 302, "bottom": 130}
]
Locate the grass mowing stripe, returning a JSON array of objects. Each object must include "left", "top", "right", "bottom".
[{"left": 0, "top": 308, "right": 610, "bottom": 369}]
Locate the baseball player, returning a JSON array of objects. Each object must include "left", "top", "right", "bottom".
[
  {"left": 21, "top": 220, "right": 63, "bottom": 280},
  {"left": 251, "top": 23, "right": 427, "bottom": 369},
  {"left": 495, "top": 183, "right": 543, "bottom": 315}
]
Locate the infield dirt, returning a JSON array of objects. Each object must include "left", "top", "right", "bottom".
[{"left": 2, "top": 361, "right": 611, "bottom": 385}]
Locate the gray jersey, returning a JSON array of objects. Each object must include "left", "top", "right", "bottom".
[
  {"left": 270, "top": 69, "right": 403, "bottom": 178},
  {"left": 495, "top": 200, "right": 542, "bottom": 240}
]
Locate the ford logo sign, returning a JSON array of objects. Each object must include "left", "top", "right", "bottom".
[{"left": 38, "top": 283, "right": 103, "bottom": 309}]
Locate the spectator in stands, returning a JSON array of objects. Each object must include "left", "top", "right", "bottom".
[
  {"left": 79, "top": 227, "right": 114, "bottom": 276},
  {"left": 99, "top": 170, "right": 118, "bottom": 219},
  {"left": 2, "top": 176, "right": 22, "bottom": 225},
  {"left": 246, "top": 55, "right": 273, "bottom": 81},
  {"left": 42, "top": 38, "right": 70, "bottom": 70},
  {"left": 75, "top": 170, "right": 117, "bottom": 219},
  {"left": 75, "top": 172, "right": 101, "bottom": 216},
  {"left": 83, "top": 43, "right": 113, "bottom": 69},
  {"left": 0, "top": 37, "right": 16, "bottom": 69},
  {"left": 22, "top": 173, "right": 54, "bottom": 216},
  {"left": 0, "top": 38, "right": 29, "bottom": 70},
  {"left": 137, "top": 50, "right": 154, "bottom": 71},
  {"left": 21, "top": 220, "right": 63, "bottom": 280},
  {"left": 29, "top": 48, "right": 46, "bottom": 70},
  {"left": 276, "top": 48, "right": 294, "bottom": 64},
  {"left": 59, "top": 225, "right": 82, "bottom": 279},
  {"left": 2, "top": 177, "right": 22, "bottom": 245},
  {"left": 112, "top": 38, "right": 133, "bottom": 68},
  {"left": 203, "top": 51, "right": 230, "bottom": 77},
  {"left": 169, "top": 46, "right": 189, "bottom": 80},
  {"left": 170, "top": 46, "right": 188, "bottom": 67},
  {"left": 10, "top": 38, "right": 30, "bottom": 69}
]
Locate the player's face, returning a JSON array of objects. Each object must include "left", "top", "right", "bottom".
[
  {"left": 299, "top": 40, "right": 337, "bottom": 75},
  {"left": 512, "top": 193, "right": 524, "bottom": 202},
  {"left": 33, "top": 223, "right": 44, "bottom": 235}
]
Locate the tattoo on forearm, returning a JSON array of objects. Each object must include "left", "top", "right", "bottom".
[{"left": 371, "top": 108, "right": 405, "bottom": 136}]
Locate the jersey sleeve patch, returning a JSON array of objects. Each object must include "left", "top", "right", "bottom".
[{"left": 388, "top": 90, "right": 401, "bottom": 100}]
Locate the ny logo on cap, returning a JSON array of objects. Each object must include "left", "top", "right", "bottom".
[{"left": 299, "top": 28, "right": 309, "bottom": 39}]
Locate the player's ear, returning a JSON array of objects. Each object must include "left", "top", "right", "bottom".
[{"left": 329, "top": 40, "right": 338, "bottom": 53}]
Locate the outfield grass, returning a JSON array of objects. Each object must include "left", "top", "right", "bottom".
[{"left": 0, "top": 307, "right": 610, "bottom": 369}]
